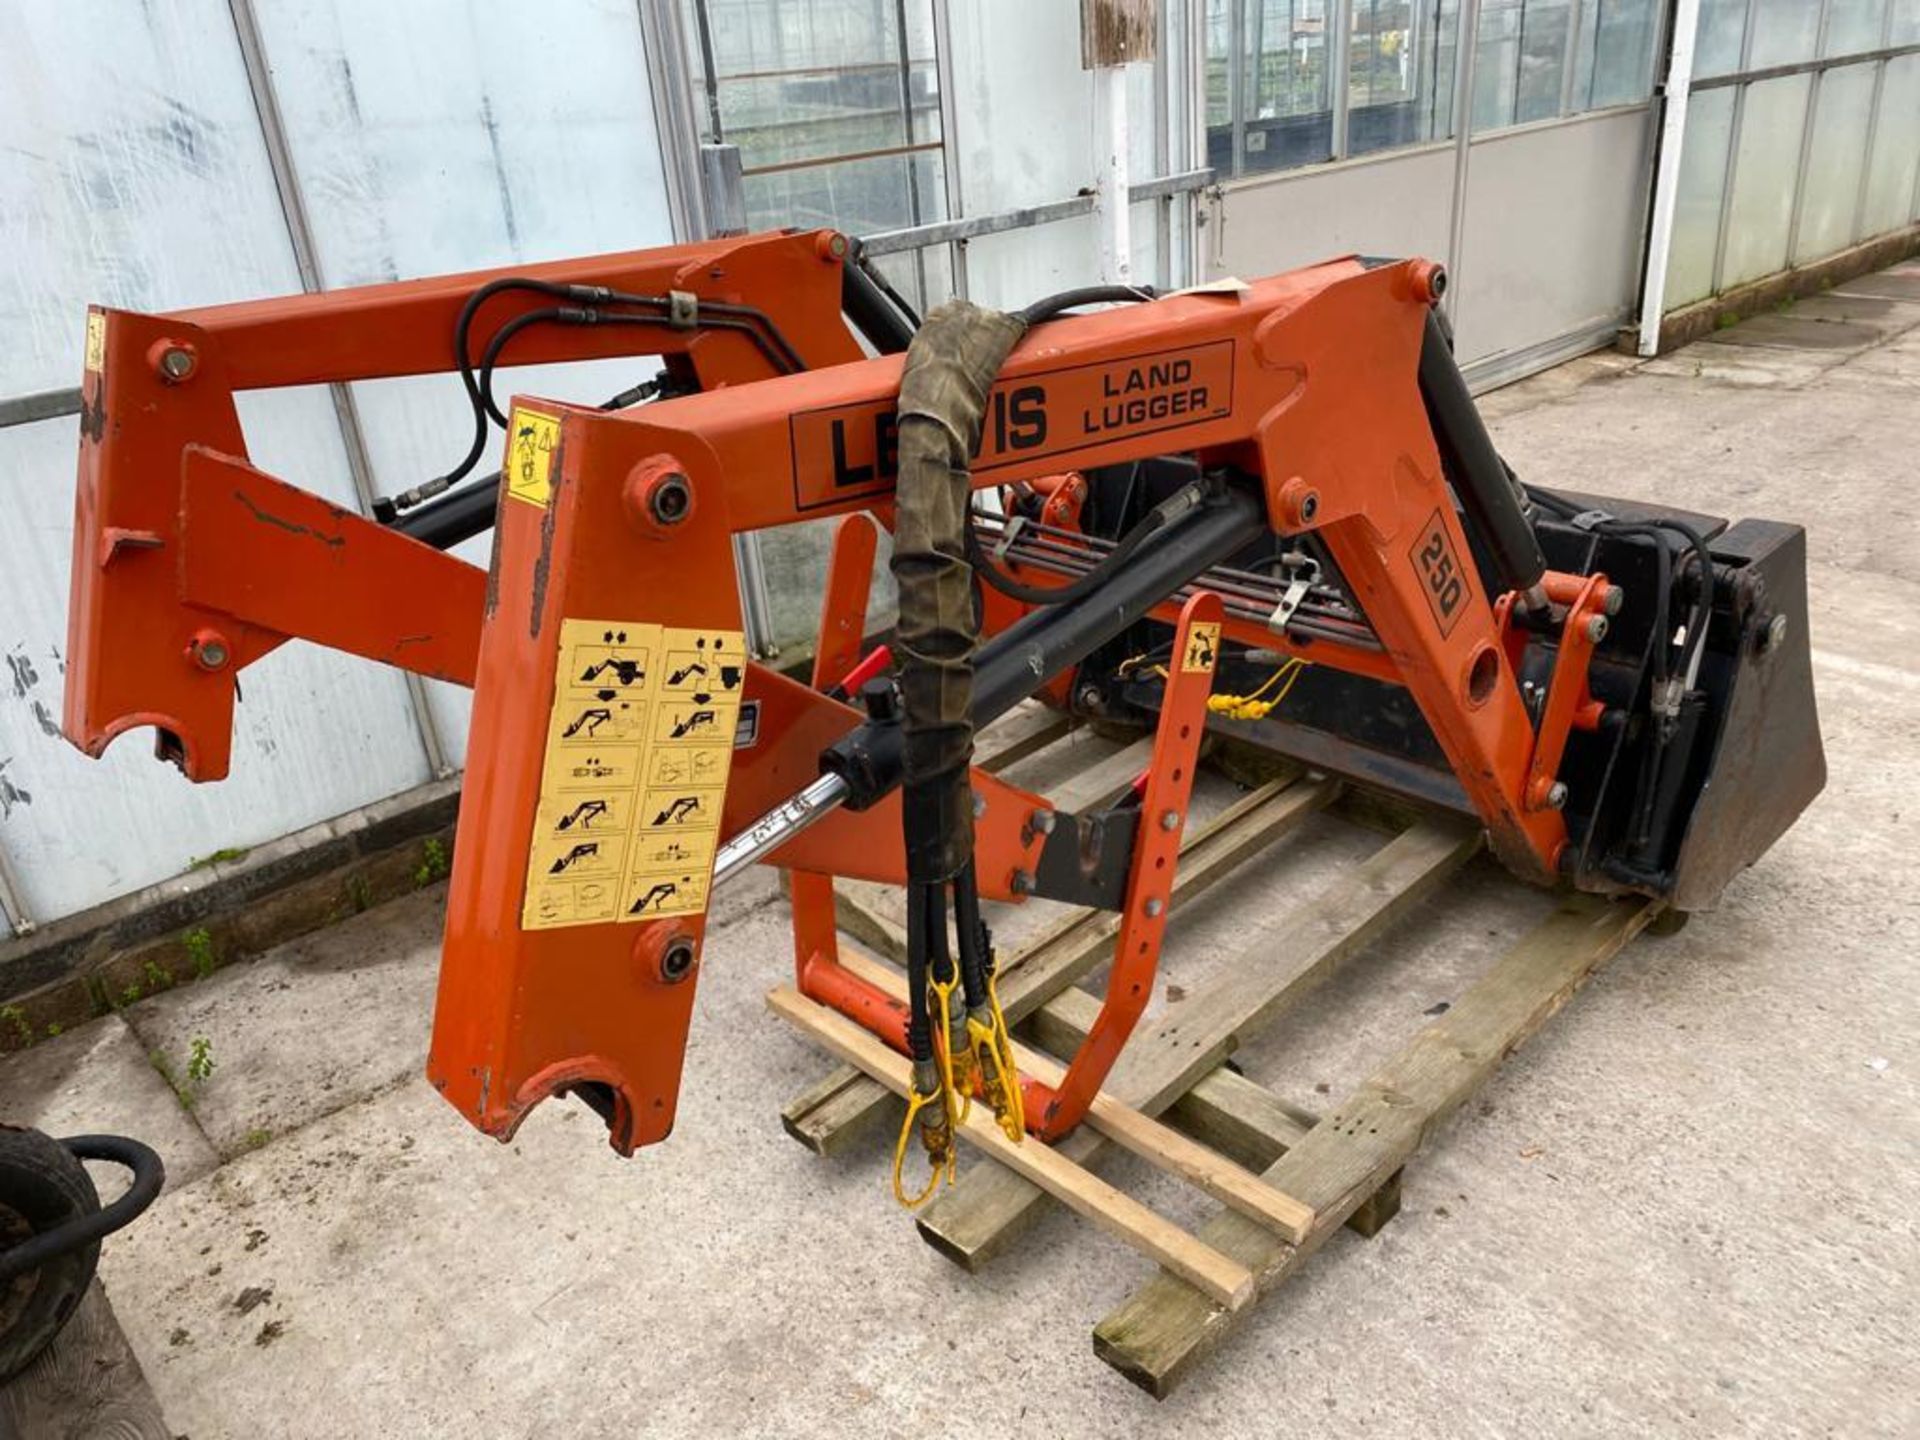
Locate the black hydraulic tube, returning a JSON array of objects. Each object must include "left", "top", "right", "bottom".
[
  {"left": 1416, "top": 310, "right": 1551, "bottom": 618},
  {"left": 841, "top": 255, "right": 918, "bottom": 355},
  {"left": 390, "top": 473, "right": 502, "bottom": 550},
  {"left": 388, "top": 261, "right": 912, "bottom": 552},
  {"left": 823, "top": 484, "right": 1267, "bottom": 806}
]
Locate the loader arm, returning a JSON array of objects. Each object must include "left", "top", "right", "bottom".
[{"left": 60, "top": 231, "right": 1821, "bottom": 1162}]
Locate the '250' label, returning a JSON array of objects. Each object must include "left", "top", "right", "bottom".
[{"left": 1409, "top": 510, "right": 1470, "bottom": 637}]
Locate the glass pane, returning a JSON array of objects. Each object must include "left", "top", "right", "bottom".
[
  {"left": 1472, "top": 0, "right": 1523, "bottom": 130},
  {"left": 1572, "top": 0, "right": 1660, "bottom": 110},
  {"left": 1242, "top": 0, "right": 1335, "bottom": 172},
  {"left": 1663, "top": 87, "right": 1736, "bottom": 307},
  {"left": 1472, "top": 0, "right": 1575, "bottom": 130},
  {"left": 1861, "top": 54, "right": 1920, "bottom": 234},
  {"left": 1894, "top": 0, "right": 1920, "bottom": 44},
  {"left": 1824, "top": 0, "right": 1889, "bottom": 56},
  {"left": 1794, "top": 63, "right": 1880, "bottom": 261},
  {"left": 1517, "top": 0, "right": 1574, "bottom": 124},
  {"left": 0, "top": 1, "right": 308, "bottom": 395},
  {"left": 1721, "top": 74, "right": 1814, "bottom": 287},
  {"left": 1694, "top": 0, "right": 1751, "bottom": 77},
  {"left": 1748, "top": 0, "right": 1822, "bottom": 68},
  {"left": 255, "top": 1, "right": 671, "bottom": 288},
  {"left": 1349, "top": 0, "right": 1463, "bottom": 157}
]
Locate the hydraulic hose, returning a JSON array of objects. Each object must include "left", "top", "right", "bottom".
[{"left": 888, "top": 300, "right": 1028, "bottom": 887}]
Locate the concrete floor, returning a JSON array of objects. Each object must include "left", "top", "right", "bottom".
[{"left": 4, "top": 263, "right": 1919, "bottom": 1436}]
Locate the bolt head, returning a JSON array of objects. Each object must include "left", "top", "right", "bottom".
[
  {"left": 659, "top": 937, "right": 697, "bottom": 983},
  {"left": 157, "top": 345, "right": 197, "bottom": 382},
  {"left": 189, "top": 631, "right": 230, "bottom": 671},
  {"left": 1144, "top": 896, "right": 1165, "bottom": 919},
  {"left": 648, "top": 472, "right": 692, "bottom": 525},
  {"left": 1546, "top": 781, "right": 1569, "bottom": 810},
  {"left": 1585, "top": 614, "right": 1610, "bottom": 644},
  {"left": 971, "top": 791, "right": 987, "bottom": 819},
  {"left": 1159, "top": 809, "right": 1181, "bottom": 832},
  {"left": 1604, "top": 585, "right": 1625, "bottom": 616},
  {"left": 1029, "top": 809, "right": 1056, "bottom": 835},
  {"left": 1765, "top": 612, "right": 1789, "bottom": 650},
  {"left": 1009, "top": 870, "right": 1035, "bottom": 896}
]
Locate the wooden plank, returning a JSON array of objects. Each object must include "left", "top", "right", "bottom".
[
  {"left": 982, "top": 946, "right": 1406, "bottom": 1242},
  {"left": 914, "top": 820, "right": 1481, "bottom": 1268},
  {"left": 831, "top": 883, "right": 907, "bottom": 963},
  {"left": 975, "top": 707, "right": 1075, "bottom": 774},
  {"left": 779, "top": 1064, "right": 900, "bottom": 1156},
  {"left": 777, "top": 774, "right": 1324, "bottom": 1156},
  {"left": 768, "top": 984, "right": 1255, "bottom": 1311},
  {"left": 834, "top": 947, "right": 1314, "bottom": 1244},
  {"left": 1091, "top": 894, "right": 1659, "bottom": 1398}
]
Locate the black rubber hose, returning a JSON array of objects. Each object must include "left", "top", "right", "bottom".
[
  {"left": 1018, "top": 284, "right": 1155, "bottom": 327},
  {"left": 0, "top": 1135, "right": 165, "bottom": 1283},
  {"left": 889, "top": 301, "right": 1028, "bottom": 887},
  {"left": 475, "top": 308, "right": 798, "bottom": 427},
  {"left": 966, "top": 481, "right": 1201, "bottom": 607},
  {"left": 951, "top": 858, "right": 990, "bottom": 1011},
  {"left": 904, "top": 881, "right": 936, "bottom": 1064}
]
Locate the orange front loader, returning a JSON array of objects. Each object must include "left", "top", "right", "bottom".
[{"left": 61, "top": 229, "right": 1822, "bottom": 1189}]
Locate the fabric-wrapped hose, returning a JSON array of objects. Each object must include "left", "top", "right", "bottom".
[{"left": 889, "top": 301, "right": 1028, "bottom": 884}]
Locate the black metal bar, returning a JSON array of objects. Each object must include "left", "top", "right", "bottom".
[
  {"left": 1416, "top": 309, "right": 1550, "bottom": 612},
  {"left": 390, "top": 473, "right": 502, "bottom": 550},
  {"left": 823, "top": 485, "right": 1268, "bottom": 806},
  {"left": 841, "top": 254, "right": 918, "bottom": 355}
]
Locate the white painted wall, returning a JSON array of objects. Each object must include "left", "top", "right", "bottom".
[{"left": 0, "top": 0, "right": 671, "bottom": 928}]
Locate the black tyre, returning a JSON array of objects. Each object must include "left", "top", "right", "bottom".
[{"left": 0, "top": 1123, "right": 102, "bottom": 1382}]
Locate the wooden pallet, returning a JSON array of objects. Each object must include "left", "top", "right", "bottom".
[{"left": 767, "top": 718, "right": 1658, "bottom": 1397}]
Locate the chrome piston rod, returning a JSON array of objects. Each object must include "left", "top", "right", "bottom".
[{"left": 711, "top": 772, "right": 850, "bottom": 889}]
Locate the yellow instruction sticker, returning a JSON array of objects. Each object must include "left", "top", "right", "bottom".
[
  {"left": 84, "top": 313, "right": 106, "bottom": 374},
  {"left": 521, "top": 620, "right": 747, "bottom": 930},
  {"left": 1180, "top": 622, "right": 1221, "bottom": 674},
  {"left": 505, "top": 405, "right": 561, "bottom": 508}
]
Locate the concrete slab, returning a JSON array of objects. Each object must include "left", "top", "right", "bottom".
[
  {"left": 117, "top": 887, "right": 448, "bottom": 1160},
  {"left": 1706, "top": 312, "right": 1884, "bottom": 351},
  {"left": 1637, "top": 340, "right": 1846, "bottom": 387},
  {"left": 1832, "top": 271, "right": 1920, "bottom": 302},
  {"left": 1784, "top": 291, "right": 1920, "bottom": 331},
  {"left": 0, "top": 1015, "right": 220, "bottom": 1195}
]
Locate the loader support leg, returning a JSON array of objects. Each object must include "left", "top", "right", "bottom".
[{"left": 1029, "top": 593, "right": 1223, "bottom": 1141}]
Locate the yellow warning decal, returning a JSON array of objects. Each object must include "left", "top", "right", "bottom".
[
  {"left": 1180, "top": 622, "right": 1220, "bottom": 674},
  {"left": 84, "top": 313, "right": 106, "bottom": 374},
  {"left": 504, "top": 405, "right": 561, "bottom": 509},
  {"left": 522, "top": 619, "right": 747, "bottom": 931}
]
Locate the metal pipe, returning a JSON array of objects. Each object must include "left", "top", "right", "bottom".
[
  {"left": 1636, "top": 0, "right": 1703, "bottom": 356},
  {"left": 1093, "top": 63, "right": 1134, "bottom": 285},
  {"left": 1444, "top": 0, "right": 1484, "bottom": 322}
]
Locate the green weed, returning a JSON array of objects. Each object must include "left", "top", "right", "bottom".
[
  {"left": 184, "top": 927, "right": 216, "bottom": 979},
  {"left": 414, "top": 837, "right": 450, "bottom": 887}
]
